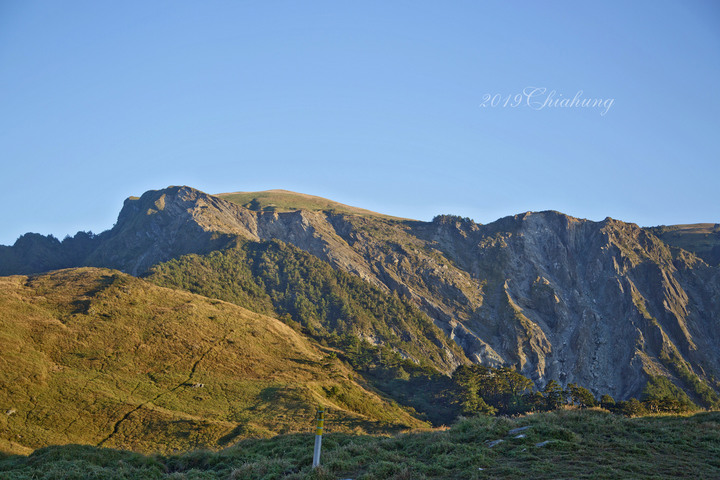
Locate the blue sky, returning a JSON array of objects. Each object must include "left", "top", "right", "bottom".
[{"left": 1, "top": 1, "right": 718, "bottom": 245}]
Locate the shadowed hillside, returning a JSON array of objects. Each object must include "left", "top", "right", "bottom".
[{"left": 1, "top": 410, "right": 718, "bottom": 479}]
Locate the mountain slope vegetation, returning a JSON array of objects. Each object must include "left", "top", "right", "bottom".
[
  {"left": 0, "top": 268, "right": 425, "bottom": 455},
  {"left": 146, "top": 239, "right": 466, "bottom": 374}
]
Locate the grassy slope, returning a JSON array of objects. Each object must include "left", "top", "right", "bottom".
[
  {"left": 647, "top": 223, "right": 720, "bottom": 266},
  {"left": 0, "top": 268, "right": 425, "bottom": 455},
  {"left": 147, "top": 240, "right": 466, "bottom": 374},
  {"left": 216, "top": 190, "right": 405, "bottom": 220},
  {"left": 1, "top": 409, "right": 718, "bottom": 479}
]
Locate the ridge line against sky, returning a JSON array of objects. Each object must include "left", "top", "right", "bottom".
[{"left": 1, "top": 1, "right": 719, "bottom": 246}]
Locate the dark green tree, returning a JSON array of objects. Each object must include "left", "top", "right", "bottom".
[
  {"left": 543, "top": 380, "right": 565, "bottom": 410},
  {"left": 600, "top": 394, "right": 616, "bottom": 410},
  {"left": 452, "top": 365, "right": 533, "bottom": 415},
  {"left": 567, "top": 383, "right": 597, "bottom": 408},
  {"left": 618, "top": 397, "right": 646, "bottom": 417}
]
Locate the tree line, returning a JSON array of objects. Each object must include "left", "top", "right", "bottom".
[{"left": 452, "top": 364, "right": 698, "bottom": 417}]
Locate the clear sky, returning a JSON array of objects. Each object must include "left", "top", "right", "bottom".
[{"left": 1, "top": 1, "right": 719, "bottom": 246}]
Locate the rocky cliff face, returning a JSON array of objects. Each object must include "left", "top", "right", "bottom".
[
  {"left": 83, "top": 186, "right": 261, "bottom": 275},
  {"left": 418, "top": 212, "right": 720, "bottom": 401},
  {"left": 2, "top": 186, "right": 719, "bottom": 403}
]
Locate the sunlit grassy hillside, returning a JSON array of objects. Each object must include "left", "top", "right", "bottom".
[
  {"left": 217, "top": 190, "right": 405, "bottom": 219},
  {"left": 647, "top": 223, "right": 720, "bottom": 266},
  {"left": 0, "top": 268, "right": 425, "bottom": 455}
]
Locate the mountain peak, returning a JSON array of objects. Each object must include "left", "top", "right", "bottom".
[{"left": 87, "top": 186, "right": 258, "bottom": 274}]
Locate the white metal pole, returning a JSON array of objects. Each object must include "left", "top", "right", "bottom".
[{"left": 312, "top": 406, "right": 325, "bottom": 468}]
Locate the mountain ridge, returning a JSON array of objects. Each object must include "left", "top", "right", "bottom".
[{"left": 1, "top": 185, "right": 719, "bottom": 406}]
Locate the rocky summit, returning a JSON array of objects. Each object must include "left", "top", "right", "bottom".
[{"left": 2, "top": 185, "right": 719, "bottom": 405}]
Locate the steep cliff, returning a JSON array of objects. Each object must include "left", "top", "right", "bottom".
[{"left": 418, "top": 212, "right": 720, "bottom": 403}]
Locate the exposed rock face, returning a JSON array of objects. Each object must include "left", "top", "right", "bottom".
[
  {"left": 2, "top": 186, "right": 719, "bottom": 402},
  {"left": 83, "top": 186, "right": 259, "bottom": 275},
  {"left": 418, "top": 212, "right": 720, "bottom": 401}
]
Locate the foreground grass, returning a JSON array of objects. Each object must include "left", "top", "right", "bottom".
[{"left": 1, "top": 409, "right": 718, "bottom": 479}]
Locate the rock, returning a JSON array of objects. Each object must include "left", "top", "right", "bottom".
[{"left": 508, "top": 426, "right": 531, "bottom": 435}]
